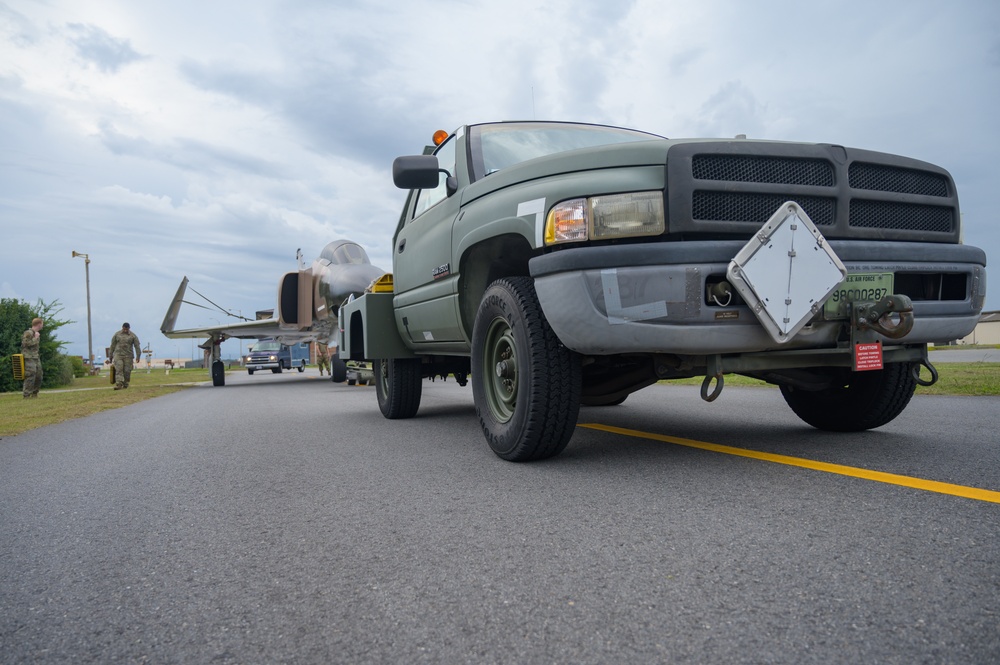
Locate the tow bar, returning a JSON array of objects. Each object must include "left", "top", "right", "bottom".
[{"left": 698, "top": 293, "right": 938, "bottom": 402}]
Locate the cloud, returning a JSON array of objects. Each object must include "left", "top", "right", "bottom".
[
  {"left": 0, "top": 281, "right": 20, "bottom": 299},
  {"left": 0, "top": 0, "right": 997, "bottom": 363},
  {"left": 97, "top": 120, "right": 286, "bottom": 178},
  {"left": 693, "top": 81, "right": 766, "bottom": 138},
  {"left": 990, "top": 39, "right": 1000, "bottom": 67},
  {"left": 0, "top": 2, "right": 39, "bottom": 48},
  {"left": 66, "top": 23, "right": 147, "bottom": 73}
]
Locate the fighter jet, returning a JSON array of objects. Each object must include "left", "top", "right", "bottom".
[{"left": 161, "top": 240, "right": 386, "bottom": 386}]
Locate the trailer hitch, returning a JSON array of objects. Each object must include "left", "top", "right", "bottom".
[
  {"left": 851, "top": 295, "right": 914, "bottom": 339},
  {"left": 850, "top": 294, "right": 937, "bottom": 386}
]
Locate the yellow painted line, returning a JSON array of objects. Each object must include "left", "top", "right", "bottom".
[{"left": 579, "top": 423, "right": 1000, "bottom": 505}]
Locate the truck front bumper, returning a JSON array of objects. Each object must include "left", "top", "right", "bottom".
[
  {"left": 246, "top": 360, "right": 281, "bottom": 370},
  {"left": 529, "top": 240, "right": 986, "bottom": 356}
]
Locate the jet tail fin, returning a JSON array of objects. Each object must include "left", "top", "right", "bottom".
[{"left": 160, "top": 277, "right": 189, "bottom": 335}]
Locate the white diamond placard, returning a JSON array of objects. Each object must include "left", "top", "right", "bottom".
[{"left": 727, "top": 201, "right": 847, "bottom": 344}]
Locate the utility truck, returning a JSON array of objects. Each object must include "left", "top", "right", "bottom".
[
  {"left": 245, "top": 339, "right": 308, "bottom": 375},
  {"left": 339, "top": 121, "right": 987, "bottom": 461}
]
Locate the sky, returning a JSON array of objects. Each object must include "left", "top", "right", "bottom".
[{"left": 2, "top": 0, "right": 998, "bottom": 362}]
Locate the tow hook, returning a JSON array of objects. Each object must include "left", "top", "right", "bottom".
[
  {"left": 701, "top": 356, "right": 725, "bottom": 402},
  {"left": 700, "top": 373, "right": 724, "bottom": 402},
  {"left": 852, "top": 295, "right": 914, "bottom": 339},
  {"left": 913, "top": 357, "right": 939, "bottom": 387}
]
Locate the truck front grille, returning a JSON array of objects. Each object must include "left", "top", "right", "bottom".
[
  {"left": 668, "top": 143, "right": 960, "bottom": 243},
  {"left": 848, "top": 162, "right": 950, "bottom": 197},
  {"left": 692, "top": 155, "right": 834, "bottom": 187},
  {"left": 849, "top": 200, "right": 954, "bottom": 233},
  {"left": 693, "top": 192, "right": 835, "bottom": 226}
]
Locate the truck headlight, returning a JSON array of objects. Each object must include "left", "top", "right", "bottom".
[
  {"left": 591, "top": 191, "right": 665, "bottom": 239},
  {"left": 544, "top": 191, "right": 665, "bottom": 245},
  {"left": 269, "top": 355, "right": 277, "bottom": 361}
]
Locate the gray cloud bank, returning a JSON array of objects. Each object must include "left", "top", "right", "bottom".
[{"left": 1, "top": 0, "right": 996, "bottom": 361}]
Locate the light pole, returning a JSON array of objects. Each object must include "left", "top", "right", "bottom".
[{"left": 71, "top": 251, "right": 94, "bottom": 373}]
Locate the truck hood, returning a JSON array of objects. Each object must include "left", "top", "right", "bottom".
[{"left": 460, "top": 137, "right": 844, "bottom": 205}]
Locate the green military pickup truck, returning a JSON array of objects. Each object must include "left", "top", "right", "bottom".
[{"left": 339, "top": 121, "right": 987, "bottom": 461}]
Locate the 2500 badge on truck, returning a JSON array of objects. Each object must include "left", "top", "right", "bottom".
[{"left": 339, "top": 122, "right": 987, "bottom": 461}]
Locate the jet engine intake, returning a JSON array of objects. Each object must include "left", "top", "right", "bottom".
[{"left": 278, "top": 270, "right": 314, "bottom": 330}]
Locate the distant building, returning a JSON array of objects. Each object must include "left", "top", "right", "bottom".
[{"left": 959, "top": 311, "right": 1000, "bottom": 345}]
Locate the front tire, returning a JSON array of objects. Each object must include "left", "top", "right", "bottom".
[
  {"left": 779, "top": 362, "right": 917, "bottom": 431},
  {"left": 472, "top": 277, "right": 581, "bottom": 461},
  {"left": 374, "top": 358, "right": 422, "bottom": 419}
]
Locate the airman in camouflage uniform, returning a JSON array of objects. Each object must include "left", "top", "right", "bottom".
[
  {"left": 316, "top": 341, "right": 330, "bottom": 375},
  {"left": 110, "top": 322, "right": 141, "bottom": 390},
  {"left": 21, "top": 317, "right": 44, "bottom": 398}
]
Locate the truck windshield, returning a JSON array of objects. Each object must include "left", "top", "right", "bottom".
[
  {"left": 253, "top": 342, "right": 281, "bottom": 352},
  {"left": 469, "top": 122, "right": 662, "bottom": 179}
]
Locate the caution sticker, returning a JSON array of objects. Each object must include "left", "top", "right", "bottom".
[{"left": 854, "top": 341, "right": 884, "bottom": 372}]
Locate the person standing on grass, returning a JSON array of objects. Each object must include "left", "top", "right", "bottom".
[
  {"left": 21, "top": 317, "right": 43, "bottom": 399},
  {"left": 109, "top": 322, "right": 141, "bottom": 390}
]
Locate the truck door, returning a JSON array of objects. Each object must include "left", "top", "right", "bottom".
[{"left": 392, "top": 134, "right": 465, "bottom": 344}]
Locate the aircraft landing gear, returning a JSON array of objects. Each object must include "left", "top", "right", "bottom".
[
  {"left": 212, "top": 359, "right": 225, "bottom": 386},
  {"left": 330, "top": 358, "right": 347, "bottom": 383}
]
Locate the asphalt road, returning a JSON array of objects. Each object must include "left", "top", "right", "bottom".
[
  {"left": 2, "top": 370, "right": 998, "bottom": 664},
  {"left": 929, "top": 347, "right": 1000, "bottom": 363}
]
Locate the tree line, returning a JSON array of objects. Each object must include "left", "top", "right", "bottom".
[{"left": 0, "top": 298, "right": 85, "bottom": 393}]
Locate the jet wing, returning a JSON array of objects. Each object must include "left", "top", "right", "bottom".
[{"left": 160, "top": 277, "right": 322, "bottom": 345}]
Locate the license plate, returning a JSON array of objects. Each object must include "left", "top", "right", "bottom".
[
  {"left": 823, "top": 273, "right": 894, "bottom": 318},
  {"left": 252, "top": 365, "right": 262, "bottom": 370}
]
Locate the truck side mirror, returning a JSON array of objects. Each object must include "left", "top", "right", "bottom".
[{"left": 393, "top": 155, "right": 445, "bottom": 190}]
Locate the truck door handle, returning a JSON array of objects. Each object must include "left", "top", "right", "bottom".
[{"left": 398, "top": 239, "right": 406, "bottom": 253}]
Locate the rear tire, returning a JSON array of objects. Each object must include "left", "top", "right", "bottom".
[
  {"left": 330, "top": 358, "right": 347, "bottom": 383},
  {"left": 472, "top": 277, "right": 581, "bottom": 461},
  {"left": 374, "top": 358, "right": 422, "bottom": 419},
  {"left": 297, "top": 364, "right": 304, "bottom": 373},
  {"left": 779, "top": 362, "right": 917, "bottom": 431}
]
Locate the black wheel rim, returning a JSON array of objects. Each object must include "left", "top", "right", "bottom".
[{"left": 482, "top": 315, "right": 517, "bottom": 423}]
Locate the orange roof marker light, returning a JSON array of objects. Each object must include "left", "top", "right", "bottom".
[{"left": 432, "top": 130, "right": 449, "bottom": 146}]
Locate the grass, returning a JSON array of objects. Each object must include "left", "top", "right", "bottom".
[
  {"left": 67, "top": 367, "right": 211, "bottom": 390},
  {"left": 0, "top": 368, "right": 211, "bottom": 438},
  {"left": 930, "top": 344, "right": 1000, "bottom": 351},
  {"left": 913, "top": 363, "right": 1000, "bottom": 396},
  {"left": 2, "top": 363, "right": 998, "bottom": 440}
]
